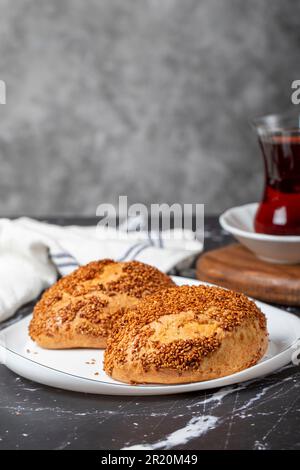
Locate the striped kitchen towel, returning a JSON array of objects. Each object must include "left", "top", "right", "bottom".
[{"left": 0, "top": 217, "right": 203, "bottom": 322}]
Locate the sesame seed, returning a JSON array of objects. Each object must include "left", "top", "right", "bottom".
[
  {"left": 29, "top": 259, "right": 174, "bottom": 344},
  {"left": 104, "top": 285, "right": 267, "bottom": 375}
]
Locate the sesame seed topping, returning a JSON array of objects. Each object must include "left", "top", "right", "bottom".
[
  {"left": 104, "top": 285, "right": 267, "bottom": 375},
  {"left": 29, "top": 259, "right": 174, "bottom": 344}
]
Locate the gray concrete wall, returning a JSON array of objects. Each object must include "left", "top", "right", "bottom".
[{"left": 0, "top": 0, "right": 299, "bottom": 216}]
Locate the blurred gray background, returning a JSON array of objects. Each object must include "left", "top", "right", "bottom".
[{"left": 0, "top": 0, "right": 299, "bottom": 216}]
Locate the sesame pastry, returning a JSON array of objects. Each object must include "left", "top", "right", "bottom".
[
  {"left": 29, "top": 259, "right": 175, "bottom": 349},
  {"left": 104, "top": 285, "right": 268, "bottom": 384}
]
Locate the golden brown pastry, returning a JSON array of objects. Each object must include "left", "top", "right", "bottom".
[
  {"left": 104, "top": 285, "right": 268, "bottom": 384},
  {"left": 29, "top": 259, "right": 175, "bottom": 349}
]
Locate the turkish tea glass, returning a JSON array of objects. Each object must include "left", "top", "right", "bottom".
[{"left": 253, "top": 111, "right": 300, "bottom": 235}]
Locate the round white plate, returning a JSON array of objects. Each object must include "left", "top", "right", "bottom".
[{"left": 0, "top": 277, "right": 299, "bottom": 396}]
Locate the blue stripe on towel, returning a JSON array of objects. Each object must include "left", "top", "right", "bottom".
[
  {"left": 117, "top": 243, "right": 142, "bottom": 262},
  {"left": 50, "top": 251, "right": 79, "bottom": 269},
  {"left": 50, "top": 252, "right": 78, "bottom": 261},
  {"left": 51, "top": 253, "right": 76, "bottom": 259},
  {"left": 130, "top": 243, "right": 150, "bottom": 260},
  {"left": 55, "top": 262, "right": 79, "bottom": 268},
  {"left": 147, "top": 230, "right": 155, "bottom": 247},
  {"left": 158, "top": 230, "right": 163, "bottom": 248}
]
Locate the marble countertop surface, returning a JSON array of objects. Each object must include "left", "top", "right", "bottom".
[{"left": 0, "top": 216, "right": 299, "bottom": 450}]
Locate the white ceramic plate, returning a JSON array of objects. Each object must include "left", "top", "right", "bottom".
[{"left": 0, "top": 277, "right": 299, "bottom": 396}]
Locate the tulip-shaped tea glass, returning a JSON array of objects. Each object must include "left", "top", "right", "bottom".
[{"left": 253, "top": 112, "right": 300, "bottom": 235}]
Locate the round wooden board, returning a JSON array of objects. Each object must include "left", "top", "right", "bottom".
[{"left": 196, "top": 243, "right": 300, "bottom": 306}]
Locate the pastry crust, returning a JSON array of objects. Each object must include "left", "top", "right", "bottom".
[
  {"left": 29, "top": 260, "right": 175, "bottom": 349},
  {"left": 104, "top": 285, "right": 268, "bottom": 384}
]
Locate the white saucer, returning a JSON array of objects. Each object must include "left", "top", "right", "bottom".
[
  {"left": 0, "top": 276, "right": 299, "bottom": 396},
  {"left": 220, "top": 203, "right": 300, "bottom": 264}
]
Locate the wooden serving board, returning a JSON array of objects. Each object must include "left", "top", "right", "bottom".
[{"left": 196, "top": 243, "right": 300, "bottom": 306}]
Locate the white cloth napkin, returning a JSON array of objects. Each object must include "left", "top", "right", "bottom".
[{"left": 0, "top": 217, "right": 203, "bottom": 322}]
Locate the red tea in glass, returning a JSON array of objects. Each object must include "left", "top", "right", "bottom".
[{"left": 254, "top": 113, "right": 300, "bottom": 235}]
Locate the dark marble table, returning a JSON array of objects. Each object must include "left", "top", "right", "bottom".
[{"left": 0, "top": 216, "right": 299, "bottom": 450}]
